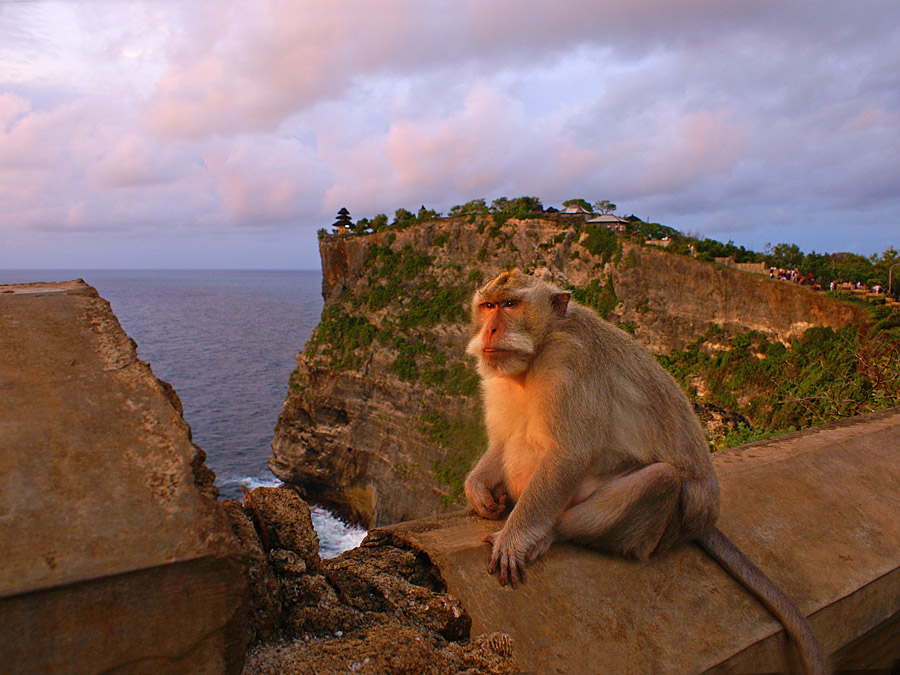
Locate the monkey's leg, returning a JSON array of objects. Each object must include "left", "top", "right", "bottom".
[{"left": 556, "top": 463, "right": 681, "bottom": 560}]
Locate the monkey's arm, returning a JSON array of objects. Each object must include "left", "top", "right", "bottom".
[
  {"left": 465, "top": 441, "right": 509, "bottom": 520},
  {"left": 485, "top": 446, "right": 591, "bottom": 587}
]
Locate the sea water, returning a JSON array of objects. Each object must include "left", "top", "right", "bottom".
[{"left": 0, "top": 269, "right": 366, "bottom": 558}]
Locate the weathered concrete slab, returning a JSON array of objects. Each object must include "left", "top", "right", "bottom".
[
  {"left": 0, "top": 281, "right": 247, "bottom": 674},
  {"left": 383, "top": 407, "right": 900, "bottom": 674}
]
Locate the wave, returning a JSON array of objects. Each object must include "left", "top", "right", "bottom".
[
  {"left": 310, "top": 505, "right": 368, "bottom": 559},
  {"left": 220, "top": 472, "right": 367, "bottom": 559}
]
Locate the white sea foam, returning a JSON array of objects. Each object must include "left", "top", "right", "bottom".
[
  {"left": 223, "top": 473, "right": 366, "bottom": 559},
  {"left": 310, "top": 505, "right": 367, "bottom": 559}
]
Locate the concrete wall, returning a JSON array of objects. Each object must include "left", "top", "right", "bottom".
[
  {"left": 0, "top": 281, "right": 247, "bottom": 674},
  {"left": 384, "top": 408, "right": 900, "bottom": 674}
]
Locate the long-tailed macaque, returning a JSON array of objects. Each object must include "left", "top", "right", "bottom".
[{"left": 464, "top": 269, "right": 826, "bottom": 675}]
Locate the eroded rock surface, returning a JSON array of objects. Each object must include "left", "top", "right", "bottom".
[{"left": 222, "top": 486, "right": 517, "bottom": 675}]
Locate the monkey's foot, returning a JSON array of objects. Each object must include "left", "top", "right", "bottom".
[{"left": 483, "top": 527, "right": 553, "bottom": 588}]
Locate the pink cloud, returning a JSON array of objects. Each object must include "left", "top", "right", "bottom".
[
  {"left": 201, "top": 137, "right": 329, "bottom": 226},
  {"left": 2, "top": 0, "right": 898, "bottom": 267}
]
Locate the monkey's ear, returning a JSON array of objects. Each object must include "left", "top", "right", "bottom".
[{"left": 550, "top": 292, "right": 571, "bottom": 317}]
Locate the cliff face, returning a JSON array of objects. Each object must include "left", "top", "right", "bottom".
[{"left": 269, "top": 216, "right": 867, "bottom": 527}]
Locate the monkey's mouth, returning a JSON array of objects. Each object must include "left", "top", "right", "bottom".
[{"left": 483, "top": 348, "right": 512, "bottom": 358}]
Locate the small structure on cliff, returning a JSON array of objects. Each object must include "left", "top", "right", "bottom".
[
  {"left": 586, "top": 213, "right": 628, "bottom": 232},
  {"left": 332, "top": 207, "right": 353, "bottom": 231},
  {"left": 559, "top": 203, "right": 591, "bottom": 216}
]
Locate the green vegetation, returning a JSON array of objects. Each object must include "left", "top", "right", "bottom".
[
  {"left": 711, "top": 423, "right": 792, "bottom": 451},
  {"left": 421, "top": 410, "right": 488, "bottom": 504},
  {"left": 392, "top": 207, "right": 417, "bottom": 229},
  {"left": 311, "top": 235, "right": 482, "bottom": 399},
  {"left": 594, "top": 200, "right": 616, "bottom": 215},
  {"left": 489, "top": 196, "right": 543, "bottom": 219},
  {"left": 658, "top": 308, "right": 900, "bottom": 443},
  {"left": 579, "top": 224, "right": 622, "bottom": 264},
  {"left": 571, "top": 277, "right": 619, "bottom": 318},
  {"left": 304, "top": 303, "right": 377, "bottom": 370},
  {"left": 287, "top": 368, "right": 303, "bottom": 392},
  {"left": 313, "top": 194, "right": 897, "bottom": 462},
  {"left": 448, "top": 198, "right": 490, "bottom": 218},
  {"left": 694, "top": 239, "right": 764, "bottom": 264}
]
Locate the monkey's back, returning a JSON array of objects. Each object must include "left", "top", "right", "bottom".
[{"left": 543, "top": 301, "right": 713, "bottom": 475}]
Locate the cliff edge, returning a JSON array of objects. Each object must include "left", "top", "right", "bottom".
[{"left": 270, "top": 216, "right": 868, "bottom": 528}]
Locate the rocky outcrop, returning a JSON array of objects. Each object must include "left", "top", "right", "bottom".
[
  {"left": 610, "top": 243, "right": 867, "bottom": 352},
  {"left": 270, "top": 217, "right": 868, "bottom": 528},
  {"left": 223, "top": 486, "right": 517, "bottom": 674},
  {"left": 0, "top": 280, "right": 246, "bottom": 674}
]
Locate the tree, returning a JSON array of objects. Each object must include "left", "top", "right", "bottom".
[
  {"left": 768, "top": 243, "right": 803, "bottom": 269},
  {"left": 448, "top": 199, "right": 489, "bottom": 217},
  {"left": 490, "top": 196, "right": 543, "bottom": 217},
  {"left": 417, "top": 205, "right": 440, "bottom": 222},
  {"left": 507, "top": 195, "right": 543, "bottom": 215},
  {"left": 392, "top": 207, "right": 416, "bottom": 229},
  {"left": 593, "top": 200, "right": 616, "bottom": 215},
  {"left": 370, "top": 213, "right": 388, "bottom": 232}
]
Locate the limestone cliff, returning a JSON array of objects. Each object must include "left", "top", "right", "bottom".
[{"left": 269, "top": 216, "right": 867, "bottom": 528}]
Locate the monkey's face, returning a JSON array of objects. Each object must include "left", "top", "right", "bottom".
[
  {"left": 467, "top": 270, "right": 570, "bottom": 377},
  {"left": 466, "top": 294, "right": 536, "bottom": 376}
]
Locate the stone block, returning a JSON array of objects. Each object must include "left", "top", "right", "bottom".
[{"left": 0, "top": 281, "right": 247, "bottom": 674}]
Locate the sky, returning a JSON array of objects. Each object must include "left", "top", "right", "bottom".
[{"left": 1, "top": 1, "right": 898, "bottom": 270}]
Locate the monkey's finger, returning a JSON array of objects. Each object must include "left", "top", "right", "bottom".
[
  {"left": 485, "top": 503, "right": 506, "bottom": 520},
  {"left": 487, "top": 548, "right": 500, "bottom": 575},
  {"left": 510, "top": 557, "right": 524, "bottom": 588}
]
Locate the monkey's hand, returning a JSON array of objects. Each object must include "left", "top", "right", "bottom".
[
  {"left": 482, "top": 525, "right": 549, "bottom": 588},
  {"left": 465, "top": 478, "right": 509, "bottom": 520}
]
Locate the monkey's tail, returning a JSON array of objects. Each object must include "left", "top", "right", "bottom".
[{"left": 697, "top": 526, "right": 827, "bottom": 675}]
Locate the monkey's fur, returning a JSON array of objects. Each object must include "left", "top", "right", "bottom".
[{"left": 464, "top": 269, "right": 826, "bottom": 675}]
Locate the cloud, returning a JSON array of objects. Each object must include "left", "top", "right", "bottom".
[
  {"left": 1, "top": 0, "right": 899, "bottom": 268},
  {"left": 201, "top": 135, "right": 330, "bottom": 226}
]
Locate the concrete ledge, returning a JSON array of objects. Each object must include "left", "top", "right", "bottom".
[
  {"left": 383, "top": 407, "right": 900, "bottom": 674},
  {"left": 0, "top": 281, "right": 247, "bottom": 673}
]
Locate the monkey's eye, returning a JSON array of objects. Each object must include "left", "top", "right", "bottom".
[
  {"left": 502, "top": 299, "right": 518, "bottom": 308},
  {"left": 483, "top": 302, "right": 496, "bottom": 309}
]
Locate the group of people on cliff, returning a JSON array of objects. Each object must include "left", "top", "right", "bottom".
[
  {"left": 769, "top": 267, "right": 890, "bottom": 298},
  {"left": 769, "top": 267, "right": 822, "bottom": 289}
]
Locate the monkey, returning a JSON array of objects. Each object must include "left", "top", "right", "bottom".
[{"left": 463, "top": 269, "right": 826, "bottom": 675}]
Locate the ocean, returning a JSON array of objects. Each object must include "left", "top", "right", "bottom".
[{"left": 0, "top": 269, "right": 366, "bottom": 559}]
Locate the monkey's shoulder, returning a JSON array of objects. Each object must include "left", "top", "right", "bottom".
[{"left": 550, "top": 304, "right": 654, "bottom": 364}]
